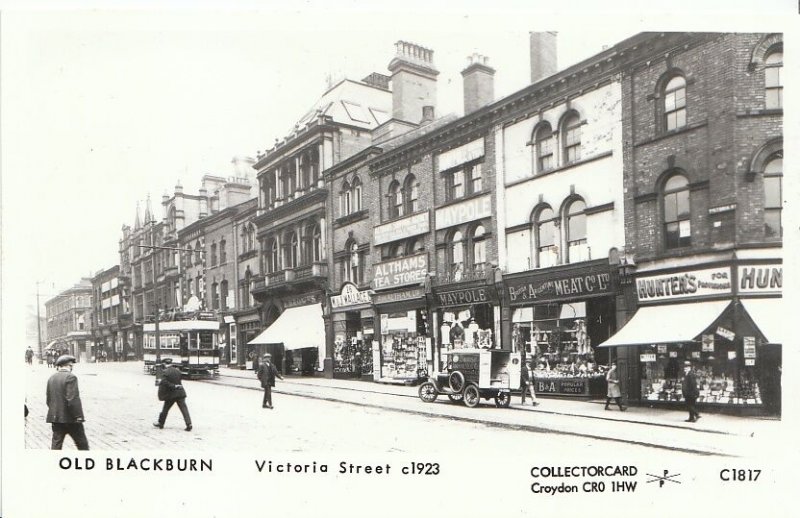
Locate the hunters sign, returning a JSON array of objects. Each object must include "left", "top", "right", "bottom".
[
  {"left": 636, "top": 267, "right": 731, "bottom": 302},
  {"left": 506, "top": 269, "right": 615, "bottom": 304}
]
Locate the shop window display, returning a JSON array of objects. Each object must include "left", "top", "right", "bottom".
[
  {"left": 380, "top": 310, "right": 428, "bottom": 379},
  {"left": 439, "top": 306, "right": 494, "bottom": 351},
  {"left": 334, "top": 334, "right": 374, "bottom": 376},
  {"left": 639, "top": 342, "right": 762, "bottom": 406},
  {"left": 512, "top": 302, "right": 605, "bottom": 382}
]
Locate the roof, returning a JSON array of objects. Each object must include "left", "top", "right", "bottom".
[{"left": 282, "top": 79, "right": 392, "bottom": 137}]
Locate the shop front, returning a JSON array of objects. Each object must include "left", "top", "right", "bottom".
[
  {"left": 330, "top": 282, "right": 375, "bottom": 380},
  {"left": 432, "top": 279, "right": 500, "bottom": 372},
  {"left": 600, "top": 260, "right": 782, "bottom": 415},
  {"left": 248, "top": 292, "right": 326, "bottom": 376},
  {"left": 371, "top": 252, "right": 430, "bottom": 383},
  {"left": 503, "top": 260, "right": 619, "bottom": 397}
]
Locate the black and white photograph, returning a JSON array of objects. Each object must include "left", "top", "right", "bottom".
[{"left": 2, "top": 1, "right": 797, "bottom": 516}]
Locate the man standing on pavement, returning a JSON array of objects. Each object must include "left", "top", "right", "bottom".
[
  {"left": 25, "top": 346, "right": 34, "bottom": 365},
  {"left": 257, "top": 353, "right": 283, "bottom": 409},
  {"left": 682, "top": 361, "right": 701, "bottom": 422},
  {"left": 520, "top": 360, "right": 539, "bottom": 406},
  {"left": 46, "top": 355, "right": 89, "bottom": 450},
  {"left": 153, "top": 358, "right": 192, "bottom": 431}
]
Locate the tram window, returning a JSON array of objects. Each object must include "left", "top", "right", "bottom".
[
  {"left": 198, "top": 331, "right": 215, "bottom": 350},
  {"left": 189, "top": 332, "right": 198, "bottom": 350}
]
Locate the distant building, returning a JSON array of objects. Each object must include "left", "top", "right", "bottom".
[
  {"left": 45, "top": 279, "right": 93, "bottom": 362},
  {"left": 90, "top": 265, "right": 126, "bottom": 361}
]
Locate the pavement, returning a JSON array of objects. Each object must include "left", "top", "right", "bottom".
[
  {"left": 23, "top": 362, "right": 783, "bottom": 456},
  {"left": 218, "top": 365, "right": 777, "bottom": 437}
]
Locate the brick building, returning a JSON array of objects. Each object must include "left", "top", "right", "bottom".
[
  {"left": 601, "top": 33, "right": 783, "bottom": 415},
  {"left": 90, "top": 265, "right": 128, "bottom": 361},
  {"left": 248, "top": 68, "right": 393, "bottom": 376},
  {"left": 45, "top": 279, "right": 93, "bottom": 362}
]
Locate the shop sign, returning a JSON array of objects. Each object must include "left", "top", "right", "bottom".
[
  {"left": 745, "top": 359, "right": 756, "bottom": 366},
  {"left": 640, "top": 353, "right": 657, "bottom": 362},
  {"left": 435, "top": 194, "right": 492, "bottom": 230},
  {"left": 716, "top": 326, "right": 735, "bottom": 341},
  {"left": 657, "top": 344, "right": 668, "bottom": 353},
  {"left": 373, "top": 254, "right": 428, "bottom": 290},
  {"left": 738, "top": 265, "right": 782, "bottom": 294},
  {"left": 636, "top": 267, "right": 731, "bottom": 302},
  {"left": 331, "top": 282, "right": 373, "bottom": 309},
  {"left": 702, "top": 334, "right": 715, "bottom": 352},
  {"left": 373, "top": 212, "right": 430, "bottom": 246},
  {"left": 435, "top": 286, "right": 493, "bottom": 307},
  {"left": 743, "top": 337, "right": 756, "bottom": 358},
  {"left": 437, "top": 138, "right": 485, "bottom": 172},
  {"left": 284, "top": 293, "right": 320, "bottom": 309},
  {"left": 372, "top": 341, "right": 381, "bottom": 380},
  {"left": 223, "top": 315, "right": 235, "bottom": 324},
  {"left": 372, "top": 286, "right": 426, "bottom": 306},
  {"left": 506, "top": 270, "right": 614, "bottom": 304},
  {"left": 534, "top": 378, "right": 588, "bottom": 395}
]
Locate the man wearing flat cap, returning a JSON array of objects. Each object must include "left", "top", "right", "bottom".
[
  {"left": 256, "top": 353, "right": 283, "bottom": 409},
  {"left": 681, "top": 361, "right": 701, "bottom": 422},
  {"left": 153, "top": 358, "right": 192, "bottom": 431},
  {"left": 46, "top": 355, "right": 89, "bottom": 450}
]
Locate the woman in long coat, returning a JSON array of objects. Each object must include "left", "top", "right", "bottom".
[{"left": 605, "top": 361, "right": 627, "bottom": 411}]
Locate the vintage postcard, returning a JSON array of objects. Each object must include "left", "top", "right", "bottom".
[{"left": 2, "top": 1, "right": 797, "bottom": 516}]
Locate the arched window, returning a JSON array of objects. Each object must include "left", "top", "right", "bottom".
[
  {"left": 534, "top": 123, "right": 554, "bottom": 173},
  {"left": 281, "top": 163, "right": 295, "bottom": 199},
  {"left": 309, "top": 223, "right": 322, "bottom": 262},
  {"left": 535, "top": 207, "right": 558, "bottom": 268},
  {"left": 220, "top": 280, "right": 228, "bottom": 310},
  {"left": 219, "top": 239, "right": 226, "bottom": 264},
  {"left": 186, "top": 244, "right": 193, "bottom": 267},
  {"left": 763, "top": 155, "right": 782, "bottom": 238},
  {"left": 471, "top": 225, "right": 487, "bottom": 273},
  {"left": 309, "top": 148, "right": 320, "bottom": 188},
  {"left": 210, "top": 243, "right": 218, "bottom": 267},
  {"left": 663, "top": 174, "right": 691, "bottom": 248},
  {"left": 168, "top": 207, "right": 177, "bottom": 233},
  {"left": 300, "top": 153, "right": 311, "bottom": 190},
  {"left": 211, "top": 282, "right": 219, "bottom": 310},
  {"left": 386, "top": 243, "right": 404, "bottom": 259},
  {"left": 340, "top": 181, "right": 351, "bottom": 216},
  {"left": 388, "top": 180, "right": 404, "bottom": 218},
  {"left": 283, "top": 232, "right": 300, "bottom": 268},
  {"left": 562, "top": 112, "right": 582, "bottom": 164},
  {"left": 351, "top": 177, "right": 362, "bottom": 212},
  {"left": 664, "top": 76, "right": 687, "bottom": 131},
  {"left": 765, "top": 48, "right": 783, "bottom": 109},
  {"left": 344, "top": 240, "right": 360, "bottom": 283},
  {"left": 194, "top": 240, "right": 202, "bottom": 265},
  {"left": 269, "top": 238, "right": 280, "bottom": 272},
  {"left": 448, "top": 230, "right": 465, "bottom": 281},
  {"left": 565, "top": 199, "right": 588, "bottom": 263},
  {"left": 267, "top": 170, "right": 277, "bottom": 205},
  {"left": 404, "top": 174, "right": 419, "bottom": 213},
  {"left": 406, "top": 238, "right": 423, "bottom": 256}
]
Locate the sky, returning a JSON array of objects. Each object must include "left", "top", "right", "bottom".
[{"left": 0, "top": 2, "right": 794, "bottom": 308}]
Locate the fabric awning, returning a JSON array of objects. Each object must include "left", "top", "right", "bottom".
[
  {"left": 598, "top": 300, "right": 731, "bottom": 347},
  {"left": 741, "top": 298, "right": 782, "bottom": 344},
  {"left": 247, "top": 304, "right": 325, "bottom": 350}
]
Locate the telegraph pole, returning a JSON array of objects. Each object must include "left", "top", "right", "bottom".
[{"left": 36, "top": 281, "right": 43, "bottom": 363}]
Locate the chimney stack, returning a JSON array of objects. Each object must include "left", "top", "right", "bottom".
[
  {"left": 388, "top": 41, "right": 439, "bottom": 124},
  {"left": 530, "top": 31, "right": 558, "bottom": 84},
  {"left": 461, "top": 53, "right": 495, "bottom": 114}
]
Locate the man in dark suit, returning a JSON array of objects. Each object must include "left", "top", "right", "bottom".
[
  {"left": 153, "top": 358, "right": 192, "bottom": 431},
  {"left": 257, "top": 353, "right": 283, "bottom": 409},
  {"left": 46, "top": 355, "right": 89, "bottom": 450},
  {"left": 681, "top": 361, "right": 701, "bottom": 422}
]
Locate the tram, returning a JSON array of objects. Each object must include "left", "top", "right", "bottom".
[{"left": 143, "top": 311, "right": 220, "bottom": 378}]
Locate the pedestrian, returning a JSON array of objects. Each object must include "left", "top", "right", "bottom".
[
  {"left": 604, "top": 361, "right": 627, "bottom": 411},
  {"left": 45, "top": 350, "right": 54, "bottom": 368},
  {"left": 257, "top": 353, "right": 283, "bottom": 409},
  {"left": 681, "top": 361, "right": 701, "bottom": 422},
  {"left": 153, "top": 358, "right": 192, "bottom": 431},
  {"left": 46, "top": 355, "right": 89, "bottom": 450},
  {"left": 25, "top": 346, "right": 34, "bottom": 365},
  {"left": 520, "top": 360, "right": 539, "bottom": 406}
]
